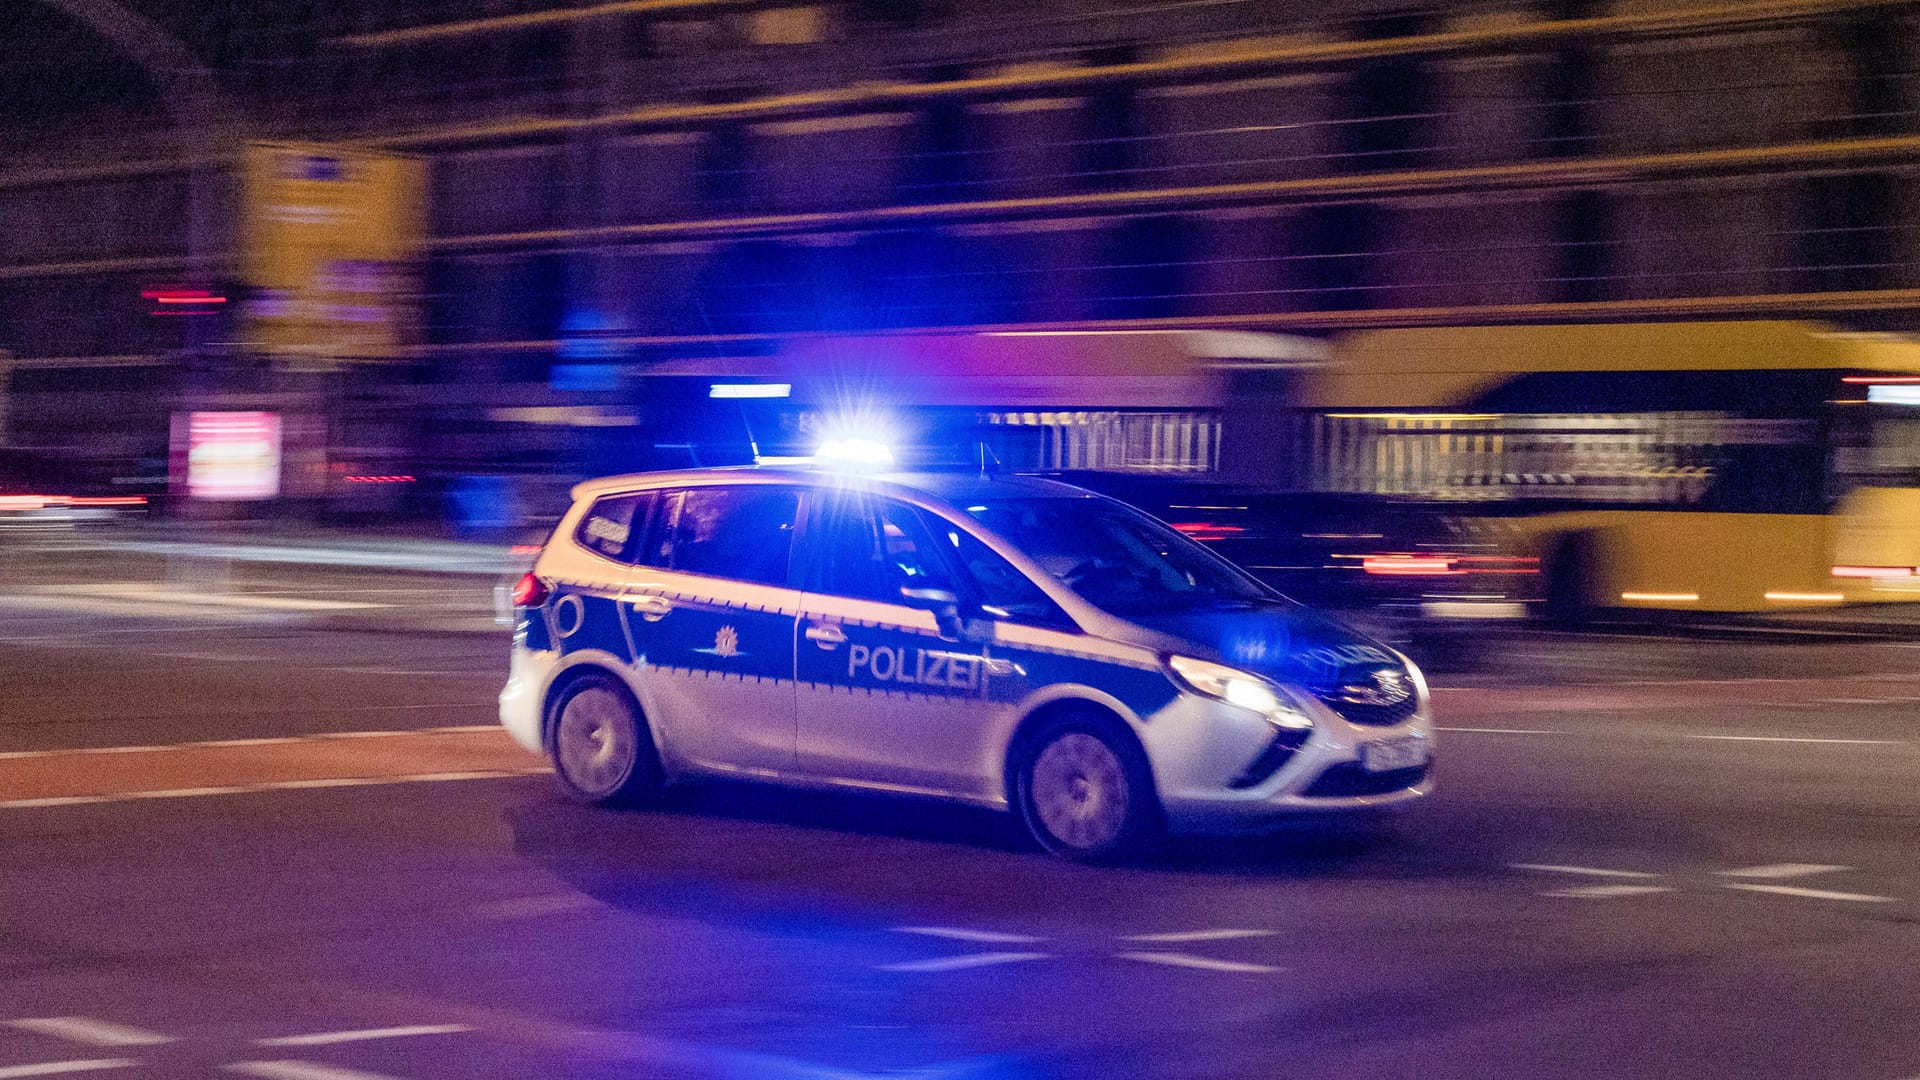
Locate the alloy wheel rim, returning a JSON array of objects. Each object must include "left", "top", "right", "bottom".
[
  {"left": 1029, "top": 732, "right": 1129, "bottom": 851},
  {"left": 556, "top": 687, "right": 636, "bottom": 796}
]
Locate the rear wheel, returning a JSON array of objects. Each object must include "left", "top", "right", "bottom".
[
  {"left": 550, "top": 674, "right": 662, "bottom": 806},
  {"left": 1013, "top": 715, "right": 1158, "bottom": 861}
]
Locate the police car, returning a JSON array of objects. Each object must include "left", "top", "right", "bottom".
[{"left": 500, "top": 465, "right": 1433, "bottom": 859}]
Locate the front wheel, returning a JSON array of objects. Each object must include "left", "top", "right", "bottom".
[
  {"left": 550, "top": 675, "right": 662, "bottom": 806},
  {"left": 1013, "top": 717, "right": 1158, "bottom": 861}
]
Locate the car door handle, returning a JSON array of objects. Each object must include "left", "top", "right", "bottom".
[
  {"left": 628, "top": 595, "right": 672, "bottom": 620},
  {"left": 804, "top": 623, "right": 847, "bottom": 647}
]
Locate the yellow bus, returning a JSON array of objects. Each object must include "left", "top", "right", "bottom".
[{"left": 1290, "top": 321, "right": 1920, "bottom": 619}]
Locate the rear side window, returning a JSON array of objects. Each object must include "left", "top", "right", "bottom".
[
  {"left": 575, "top": 492, "right": 654, "bottom": 563},
  {"left": 804, "top": 493, "right": 960, "bottom": 603},
  {"left": 643, "top": 485, "right": 802, "bottom": 586}
]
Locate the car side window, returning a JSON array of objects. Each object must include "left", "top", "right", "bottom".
[
  {"left": 643, "top": 486, "right": 801, "bottom": 586},
  {"left": 575, "top": 492, "right": 654, "bottom": 563},
  {"left": 806, "top": 494, "right": 959, "bottom": 603},
  {"left": 925, "top": 512, "right": 1076, "bottom": 630}
]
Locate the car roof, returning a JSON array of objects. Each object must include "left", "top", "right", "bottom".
[{"left": 571, "top": 467, "right": 1100, "bottom": 507}]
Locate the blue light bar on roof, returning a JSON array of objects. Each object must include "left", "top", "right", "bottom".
[{"left": 709, "top": 383, "right": 791, "bottom": 399}]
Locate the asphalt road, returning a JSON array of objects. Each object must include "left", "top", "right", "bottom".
[{"left": 2, "top": 582, "right": 1918, "bottom": 1079}]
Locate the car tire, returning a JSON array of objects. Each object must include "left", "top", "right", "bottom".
[
  {"left": 549, "top": 674, "right": 663, "bottom": 807},
  {"left": 1013, "top": 713, "right": 1159, "bottom": 862}
]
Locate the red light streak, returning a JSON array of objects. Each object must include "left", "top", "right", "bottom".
[
  {"left": 1362, "top": 556, "right": 1458, "bottom": 576},
  {"left": 1171, "top": 521, "right": 1247, "bottom": 541}
]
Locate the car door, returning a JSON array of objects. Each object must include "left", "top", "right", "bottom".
[
  {"left": 619, "top": 483, "right": 803, "bottom": 776},
  {"left": 792, "top": 492, "right": 1003, "bottom": 799}
]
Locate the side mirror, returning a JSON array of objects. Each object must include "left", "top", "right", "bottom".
[{"left": 899, "top": 586, "right": 964, "bottom": 640}]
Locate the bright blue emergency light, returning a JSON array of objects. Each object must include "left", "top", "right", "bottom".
[{"left": 815, "top": 437, "right": 896, "bottom": 469}]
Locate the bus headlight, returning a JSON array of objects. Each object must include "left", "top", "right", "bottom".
[{"left": 1167, "top": 655, "right": 1314, "bottom": 730}]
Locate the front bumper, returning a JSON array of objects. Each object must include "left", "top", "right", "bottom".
[{"left": 1141, "top": 690, "right": 1435, "bottom": 834}]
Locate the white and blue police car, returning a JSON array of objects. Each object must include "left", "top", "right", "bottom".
[{"left": 500, "top": 465, "right": 1433, "bottom": 860}]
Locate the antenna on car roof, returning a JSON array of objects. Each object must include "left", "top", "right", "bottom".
[{"left": 976, "top": 440, "right": 1002, "bottom": 479}]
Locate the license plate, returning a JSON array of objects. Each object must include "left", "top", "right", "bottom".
[{"left": 1361, "top": 737, "right": 1429, "bottom": 773}]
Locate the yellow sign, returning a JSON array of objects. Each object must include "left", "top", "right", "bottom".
[{"left": 241, "top": 142, "right": 425, "bottom": 361}]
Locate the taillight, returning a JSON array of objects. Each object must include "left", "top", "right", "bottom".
[{"left": 512, "top": 572, "right": 550, "bottom": 608}]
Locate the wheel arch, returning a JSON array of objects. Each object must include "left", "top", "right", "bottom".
[
  {"left": 540, "top": 655, "right": 644, "bottom": 753},
  {"left": 1002, "top": 693, "right": 1160, "bottom": 812}
]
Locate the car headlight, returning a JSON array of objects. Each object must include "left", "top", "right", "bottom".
[{"left": 1166, "top": 655, "right": 1314, "bottom": 730}]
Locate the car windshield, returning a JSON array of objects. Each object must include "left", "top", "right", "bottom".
[{"left": 961, "top": 496, "right": 1273, "bottom": 615}]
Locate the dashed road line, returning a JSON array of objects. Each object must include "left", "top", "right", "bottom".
[
  {"left": 893, "top": 926, "right": 1047, "bottom": 944},
  {"left": 1722, "top": 883, "right": 1895, "bottom": 903},
  {"left": 3, "top": 1018, "right": 175, "bottom": 1047},
  {"left": 1717, "top": 863, "right": 1850, "bottom": 879},
  {"left": 878, "top": 951, "right": 1053, "bottom": 973},
  {"left": 253, "top": 1025, "right": 472, "bottom": 1048},
  {"left": 223, "top": 1061, "right": 404, "bottom": 1080},
  {"left": 1113, "top": 951, "right": 1281, "bottom": 974},
  {"left": 1119, "top": 929, "right": 1276, "bottom": 943},
  {"left": 1510, "top": 863, "right": 1664, "bottom": 879},
  {"left": 0, "top": 1062, "right": 140, "bottom": 1079},
  {"left": 1542, "top": 884, "right": 1678, "bottom": 899}
]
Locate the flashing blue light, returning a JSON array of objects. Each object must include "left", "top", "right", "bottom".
[
  {"left": 816, "top": 437, "right": 896, "bottom": 469},
  {"left": 710, "top": 383, "right": 793, "bottom": 399}
]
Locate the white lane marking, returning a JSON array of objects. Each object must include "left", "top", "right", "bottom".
[
  {"left": 1815, "top": 698, "right": 1899, "bottom": 706},
  {"left": 1717, "top": 863, "right": 1851, "bottom": 879},
  {"left": 262, "top": 778, "right": 392, "bottom": 790},
  {"left": 1722, "top": 883, "right": 1896, "bottom": 903},
  {"left": 195, "top": 738, "right": 303, "bottom": 748},
  {"left": 223, "top": 1061, "right": 403, "bottom": 1080},
  {"left": 893, "top": 926, "right": 1047, "bottom": 944},
  {"left": 4, "top": 1018, "right": 176, "bottom": 1046},
  {"left": 123, "top": 787, "right": 256, "bottom": 800},
  {"left": 1542, "top": 885, "right": 1678, "bottom": 899},
  {"left": 0, "top": 770, "right": 547, "bottom": 810},
  {"left": 1685, "top": 735, "right": 1904, "bottom": 745},
  {"left": 324, "top": 668, "right": 475, "bottom": 677},
  {"left": 878, "top": 952, "right": 1052, "bottom": 973},
  {"left": 348, "top": 704, "right": 497, "bottom": 711},
  {"left": 1113, "top": 951, "right": 1281, "bottom": 974},
  {"left": 1435, "top": 727, "right": 1565, "bottom": 735},
  {"left": 254, "top": 1025, "right": 473, "bottom": 1047},
  {"left": 467, "top": 893, "right": 604, "bottom": 920},
  {"left": 0, "top": 1062, "right": 139, "bottom": 1079},
  {"left": 59, "top": 585, "right": 387, "bottom": 612},
  {"left": 0, "top": 726, "right": 502, "bottom": 761},
  {"left": 1119, "top": 929, "right": 1277, "bottom": 943},
  {"left": 1510, "top": 863, "right": 1664, "bottom": 879}
]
